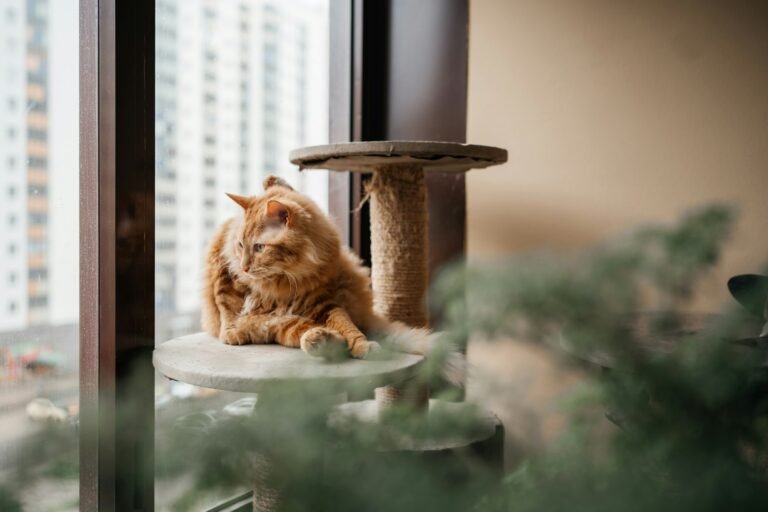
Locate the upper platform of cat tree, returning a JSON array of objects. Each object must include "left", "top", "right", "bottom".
[
  {"left": 289, "top": 141, "right": 507, "bottom": 173},
  {"left": 153, "top": 332, "right": 424, "bottom": 394}
]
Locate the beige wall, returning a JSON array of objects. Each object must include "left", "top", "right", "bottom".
[
  {"left": 467, "top": 0, "right": 768, "bottom": 310},
  {"left": 465, "top": 0, "right": 768, "bottom": 461}
]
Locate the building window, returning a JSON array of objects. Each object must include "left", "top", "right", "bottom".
[
  {"left": 29, "top": 296, "right": 48, "bottom": 308},
  {"left": 28, "top": 212, "right": 46, "bottom": 224},
  {"left": 156, "top": 241, "right": 175, "bottom": 251},
  {"left": 157, "top": 194, "right": 175, "bottom": 205},
  {"left": 29, "top": 268, "right": 48, "bottom": 280},
  {"left": 28, "top": 128, "right": 47, "bottom": 141},
  {"left": 28, "top": 157, "right": 47, "bottom": 168},
  {"left": 29, "top": 184, "right": 47, "bottom": 196},
  {"left": 29, "top": 239, "right": 48, "bottom": 253}
]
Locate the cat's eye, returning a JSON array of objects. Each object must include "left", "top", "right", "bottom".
[
  {"left": 254, "top": 243, "right": 265, "bottom": 253},
  {"left": 237, "top": 241, "right": 243, "bottom": 249}
]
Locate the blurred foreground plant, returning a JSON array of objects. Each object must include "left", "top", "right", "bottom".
[
  {"left": 9, "top": 205, "right": 767, "bottom": 512},
  {"left": 154, "top": 204, "right": 768, "bottom": 511},
  {"left": 433, "top": 204, "right": 768, "bottom": 511}
]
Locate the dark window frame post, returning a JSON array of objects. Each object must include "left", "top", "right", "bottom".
[
  {"left": 80, "top": 0, "right": 155, "bottom": 510},
  {"left": 329, "top": 0, "right": 469, "bottom": 312}
]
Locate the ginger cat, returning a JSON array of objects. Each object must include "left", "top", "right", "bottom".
[{"left": 202, "top": 175, "right": 396, "bottom": 359}]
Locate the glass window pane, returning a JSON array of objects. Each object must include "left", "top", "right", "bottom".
[
  {"left": 154, "top": 1, "right": 329, "bottom": 508},
  {"left": 0, "top": 0, "right": 79, "bottom": 509}
]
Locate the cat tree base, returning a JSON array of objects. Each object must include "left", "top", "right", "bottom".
[
  {"left": 154, "top": 332, "right": 424, "bottom": 511},
  {"left": 290, "top": 140, "right": 508, "bottom": 484}
]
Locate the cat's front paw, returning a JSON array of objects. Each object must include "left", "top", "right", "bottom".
[
  {"left": 350, "top": 340, "right": 381, "bottom": 359},
  {"left": 300, "top": 327, "right": 347, "bottom": 360},
  {"left": 220, "top": 325, "right": 250, "bottom": 345}
]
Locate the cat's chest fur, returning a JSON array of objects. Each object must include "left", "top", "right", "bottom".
[
  {"left": 239, "top": 288, "right": 318, "bottom": 317},
  {"left": 241, "top": 291, "right": 280, "bottom": 315}
]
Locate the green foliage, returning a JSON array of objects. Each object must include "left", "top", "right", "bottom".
[
  {"left": 156, "top": 204, "right": 768, "bottom": 511},
  {"left": 9, "top": 204, "right": 767, "bottom": 511},
  {"left": 433, "top": 205, "right": 768, "bottom": 511},
  {"left": 13, "top": 422, "right": 79, "bottom": 484},
  {"left": 0, "top": 421, "right": 78, "bottom": 511},
  {"left": 0, "top": 486, "right": 23, "bottom": 512}
]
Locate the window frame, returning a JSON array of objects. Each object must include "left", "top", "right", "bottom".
[{"left": 79, "top": 0, "right": 155, "bottom": 509}]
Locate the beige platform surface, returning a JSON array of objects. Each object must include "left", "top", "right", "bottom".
[
  {"left": 153, "top": 332, "right": 424, "bottom": 394},
  {"left": 289, "top": 141, "right": 507, "bottom": 173}
]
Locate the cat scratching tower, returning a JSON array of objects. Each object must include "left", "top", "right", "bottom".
[
  {"left": 290, "top": 141, "right": 507, "bottom": 407},
  {"left": 154, "top": 141, "right": 507, "bottom": 511}
]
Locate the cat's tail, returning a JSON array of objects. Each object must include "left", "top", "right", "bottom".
[{"left": 371, "top": 317, "right": 467, "bottom": 388}]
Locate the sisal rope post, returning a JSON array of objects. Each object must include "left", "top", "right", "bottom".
[
  {"left": 368, "top": 165, "right": 429, "bottom": 326},
  {"left": 251, "top": 452, "right": 282, "bottom": 512},
  {"left": 367, "top": 165, "right": 430, "bottom": 412}
]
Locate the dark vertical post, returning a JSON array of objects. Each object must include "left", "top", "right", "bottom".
[
  {"left": 329, "top": 0, "right": 469, "bottom": 291},
  {"left": 329, "top": 0, "right": 390, "bottom": 264},
  {"left": 386, "top": 0, "right": 469, "bottom": 296},
  {"left": 80, "top": 0, "right": 155, "bottom": 510}
]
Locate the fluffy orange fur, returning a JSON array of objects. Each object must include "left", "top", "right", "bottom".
[{"left": 202, "top": 176, "right": 390, "bottom": 359}]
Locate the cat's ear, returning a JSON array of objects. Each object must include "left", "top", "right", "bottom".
[
  {"left": 263, "top": 175, "right": 294, "bottom": 192},
  {"left": 225, "top": 193, "right": 253, "bottom": 210},
  {"left": 265, "top": 199, "right": 292, "bottom": 226}
]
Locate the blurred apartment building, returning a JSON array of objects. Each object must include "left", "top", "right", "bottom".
[{"left": 0, "top": 0, "right": 78, "bottom": 333}]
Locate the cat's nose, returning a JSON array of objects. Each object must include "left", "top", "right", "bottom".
[{"left": 242, "top": 266, "right": 249, "bottom": 273}]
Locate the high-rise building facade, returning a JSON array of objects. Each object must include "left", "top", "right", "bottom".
[
  {"left": 0, "top": 0, "right": 55, "bottom": 330},
  {"left": 24, "top": 0, "right": 50, "bottom": 325},
  {"left": 155, "top": 0, "right": 328, "bottom": 338},
  {"left": 0, "top": 0, "right": 82, "bottom": 334},
  {"left": 0, "top": 0, "right": 29, "bottom": 330}
]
